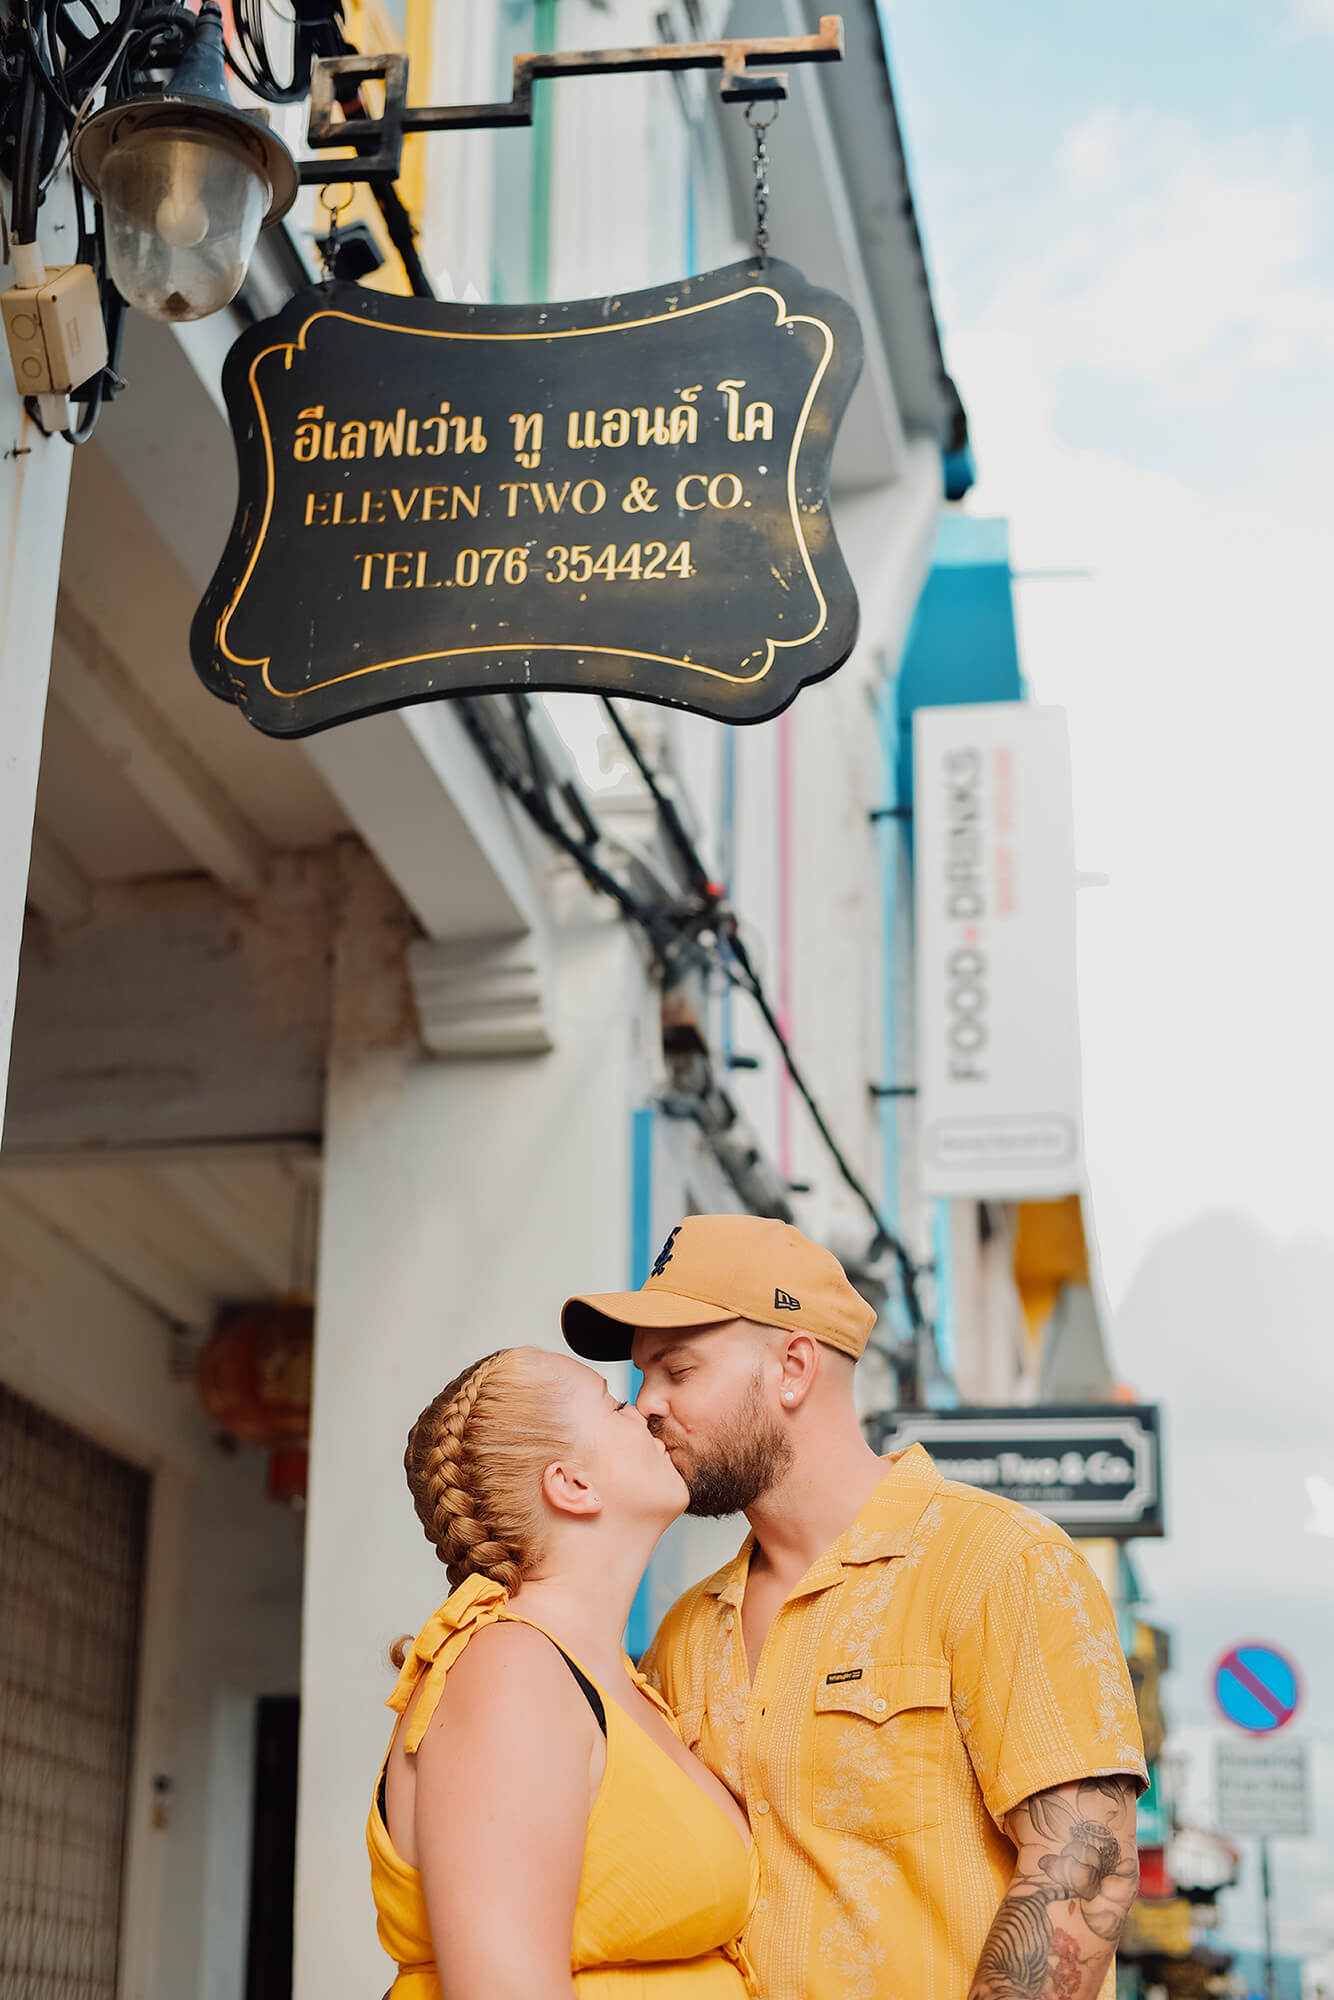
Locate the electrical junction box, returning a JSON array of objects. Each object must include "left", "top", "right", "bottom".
[{"left": 2, "top": 264, "right": 108, "bottom": 397}]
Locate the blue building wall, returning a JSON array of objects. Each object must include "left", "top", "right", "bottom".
[{"left": 882, "top": 515, "right": 1026, "bottom": 1392}]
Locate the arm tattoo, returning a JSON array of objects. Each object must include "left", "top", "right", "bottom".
[{"left": 969, "top": 1777, "right": 1140, "bottom": 2000}]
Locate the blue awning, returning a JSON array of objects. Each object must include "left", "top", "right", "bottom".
[{"left": 895, "top": 515, "right": 1025, "bottom": 807}]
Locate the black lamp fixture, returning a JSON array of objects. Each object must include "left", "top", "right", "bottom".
[{"left": 72, "top": 1, "right": 297, "bottom": 323}]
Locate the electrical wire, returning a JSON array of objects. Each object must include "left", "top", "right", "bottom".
[
  {"left": 598, "top": 700, "right": 926, "bottom": 1326},
  {"left": 602, "top": 696, "right": 717, "bottom": 904},
  {"left": 3, "top": 0, "right": 178, "bottom": 442},
  {"left": 225, "top": 0, "right": 434, "bottom": 298},
  {"left": 723, "top": 923, "right": 927, "bottom": 1336},
  {"left": 461, "top": 691, "right": 936, "bottom": 1357},
  {"left": 41, "top": 0, "right": 156, "bottom": 194},
  {"left": 370, "top": 178, "right": 432, "bottom": 299},
  {"left": 457, "top": 696, "right": 691, "bottom": 961},
  {"left": 225, "top": 0, "right": 347, "bottom": 104}
]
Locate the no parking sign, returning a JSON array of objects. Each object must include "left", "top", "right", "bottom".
[{"left": 1213, "top": 1642, "right": 1302, "bottom": 1735}]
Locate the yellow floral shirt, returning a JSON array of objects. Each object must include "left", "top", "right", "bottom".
[{"left": 641, "top": 1446, "right": 1147, "bottom": 2000}]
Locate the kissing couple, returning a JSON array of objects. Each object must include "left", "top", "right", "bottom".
[{"left": 369, "top": 1214, "right": 1146, "bottom": 2000}]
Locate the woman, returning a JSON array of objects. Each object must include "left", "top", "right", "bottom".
[{"left": 368, "top": 1346, "right": 757, "bottom": 1999}]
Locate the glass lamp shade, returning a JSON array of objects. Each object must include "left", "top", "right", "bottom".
[{"left": 97, "top": 122, "right": 270, "bottom": 322}]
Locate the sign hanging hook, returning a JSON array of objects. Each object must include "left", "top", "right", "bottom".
[
  {"left": 745, "top": 102, "right": 779, "bottom": 267},
  {"left": 317, "top": 182, "right": 356, "bottom": 278}
]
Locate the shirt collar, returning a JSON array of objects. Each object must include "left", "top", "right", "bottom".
[
  {"left": 706, "top": 1540, "right": 754, "bottom": 1610},
  {"left": 705, "top": 1445, "right": 944, "bottom": 1606},
  {"left": 835, "top": 1445, "right": 943, "bottom": 1563}
]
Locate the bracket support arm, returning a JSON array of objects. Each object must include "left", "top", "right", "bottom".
[{"left": 299, "top": 15, "right": 845, "bottom": 185}]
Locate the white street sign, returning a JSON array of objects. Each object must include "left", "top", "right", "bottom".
[
  {"left": 1215, "top": 1739, "right": 1311, "bottom": 1838},
  {"left": 913, "top": 702, "right": 1084, "bottom": 1198}
]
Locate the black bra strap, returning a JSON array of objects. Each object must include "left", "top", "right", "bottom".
[
  {"left": 555, "top": 1647, "right": 608, "bottom": 1735},
  {"left": 377, "top": 1640, "right": 608, "bottom": 1825}
]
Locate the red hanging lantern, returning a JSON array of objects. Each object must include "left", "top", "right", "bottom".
[
  {"left": 196, "top": 1300, "right": 313, "bottom": 1505},
  {"left": 1136, "top": 1846, "right": 1176, "bottom": 1901}
]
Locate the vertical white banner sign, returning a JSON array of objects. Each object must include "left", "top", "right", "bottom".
[{"left": 913, "top": 702, "right": 1084, "bottom": 1198}]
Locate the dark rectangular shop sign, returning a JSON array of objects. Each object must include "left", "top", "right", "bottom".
[
  {"left": 875, "top": 1405, "right": 1164, "bottom": 1538},
  {"left": 191, "top": 258, "right": 863, "bottom": 738}
]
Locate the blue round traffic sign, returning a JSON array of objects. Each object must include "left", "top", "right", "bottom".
[{"left": 1212, "top": 1641, "right": 1302, "bottom": 1734}]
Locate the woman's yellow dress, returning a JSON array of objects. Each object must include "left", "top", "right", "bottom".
[{"left": 367, "top": 1574, "right": 758, "bottom": 1998}]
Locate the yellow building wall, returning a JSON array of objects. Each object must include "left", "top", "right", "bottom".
[
  {"left": 315, "top": 0, "right": 432, "bottom": 296},
  {"left": 1013, "top": 1193, "right": 1090, "bottom": 1349}
]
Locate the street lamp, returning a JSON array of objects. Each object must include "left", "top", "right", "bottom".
[{"left": 72, "top": 1, "right": 297, "bottom": 323}]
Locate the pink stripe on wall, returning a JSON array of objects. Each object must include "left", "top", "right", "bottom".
[{"left": 777, "top": 709, "right": 794, "bottom": 1179}]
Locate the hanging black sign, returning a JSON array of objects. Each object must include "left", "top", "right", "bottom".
[
  {"left": 191, "top": 259, "right": 863, "bottom": 738},
  {"left": 871, "top": 1405, "right": 1164, "bottom": 1538}
]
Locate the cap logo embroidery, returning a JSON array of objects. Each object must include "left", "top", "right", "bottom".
[
  {"left": 650, "top": 1227, "right": 682, "bottom": 1278},
  {"left": 774, "top": 1288, "right": 801, "bottom": 1310}
]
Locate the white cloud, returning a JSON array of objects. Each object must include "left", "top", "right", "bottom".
[
  {"left": 1305, "top": 1475, "right": 1334, "bottom": 1537},
  {"left": 1289, "top": 0, "right": 1334, "bottom": 36},
  {"left": 947, "top": 112, "right": 1334, "bottom": 1304},
  {"left": 975, "top": 108, "right": 1334, "bottom": 400}
]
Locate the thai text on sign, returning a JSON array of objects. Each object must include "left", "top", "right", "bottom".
[{"left": 192, "top": 259, "right": 863, "bottom": 737}]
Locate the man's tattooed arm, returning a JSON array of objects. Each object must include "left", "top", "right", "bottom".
[{"left": 967, "top": 1775, "right": 1140, "bottom": 2000}]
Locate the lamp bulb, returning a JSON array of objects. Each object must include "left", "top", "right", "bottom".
[{"left": 155, "top": 187, "right": 210, "bottom": 250}]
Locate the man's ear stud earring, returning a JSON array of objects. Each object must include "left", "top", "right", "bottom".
[{"left": 783, "top": 1391, "right": 795, "bottom": 1404}]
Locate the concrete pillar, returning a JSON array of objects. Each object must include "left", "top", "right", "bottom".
[
  {"left": 0, "top": 288, "right": 74, "bottom": 1130},
  {"left": 292, "top": 849, "right": 645, "bottom": 2000}
]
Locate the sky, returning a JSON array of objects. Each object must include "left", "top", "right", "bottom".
[{"left": 885, "top": 0, "right": 1334, "bottom": 1966}]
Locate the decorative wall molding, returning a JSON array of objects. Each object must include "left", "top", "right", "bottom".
[{"left": 408, "top": 931, "right": 554, "bottom": 1058}]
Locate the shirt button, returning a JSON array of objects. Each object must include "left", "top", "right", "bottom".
[
  {"left": 873, "top": 1698, "right": 887, "bottom": 1713},
  {"left": 755, "top": 1800, "right": 770, "bottom": 1814},
  {"left": 756, "top": 1898, "right": 770, "bottom": 1912}
]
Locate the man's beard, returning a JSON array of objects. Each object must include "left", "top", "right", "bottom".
[{"left": 659, "top": 1371, "right": 794, "bottom": 1518}]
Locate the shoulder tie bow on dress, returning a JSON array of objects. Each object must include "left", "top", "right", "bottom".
[{"left": 386, "top": 1573, "right": 510, "bottom": 1752}]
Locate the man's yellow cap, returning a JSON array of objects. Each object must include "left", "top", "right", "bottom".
[{"left": 562, "top": 1213, "right": 877, "bottom": 1363}]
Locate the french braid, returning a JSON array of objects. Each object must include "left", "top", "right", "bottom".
[
  {"left": 403, "top": 1348, "right": 573, "bottom": 1598},
  {"left": 405, "top": 1353, "right": 522, "bottom": 1591}
]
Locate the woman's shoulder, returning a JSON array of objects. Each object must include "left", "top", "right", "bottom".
[
  {"left": 413, "top": 1616, "right": 603, "bottom": 1805},
  {"left": 436, "top": 1614, "right": 591, "bottom": 1716}
]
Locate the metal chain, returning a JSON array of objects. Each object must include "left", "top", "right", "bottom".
[
  {"left": 317, "top": 181, "right": 355, "bottom": 278},
  {"left": 745, "top": 102, "right": 778, "bottom": 265}
]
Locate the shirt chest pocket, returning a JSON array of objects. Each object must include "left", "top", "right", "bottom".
[{"left": 812, "top": 1658, "right": 951, "bottom": 1839}]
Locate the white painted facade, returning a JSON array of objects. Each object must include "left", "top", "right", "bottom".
[{"left": 0, "top": 7, "right": 1049, "bottom": 1998}]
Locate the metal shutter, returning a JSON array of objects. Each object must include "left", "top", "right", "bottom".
[{"left": 0, "top": 1383, "right": 149, "bottom": 1999}]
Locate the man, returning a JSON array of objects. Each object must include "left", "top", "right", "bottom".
[{"left": 563, "top": 1213, "right": 1147, "bottom": 2000}]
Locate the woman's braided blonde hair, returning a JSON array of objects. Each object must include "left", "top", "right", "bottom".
[{"left": 402, "top": 1347, "right": 575, "bottom": 1596}]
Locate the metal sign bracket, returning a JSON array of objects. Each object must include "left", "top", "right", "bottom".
[{"left": 300, "top": 15, "right": 845, "bottom": 185}]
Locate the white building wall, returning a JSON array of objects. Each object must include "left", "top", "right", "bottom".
[
  {"left": 0, "top": 1186, "right": 209, "bottom": 1474},
  {"left": 0, "top": 252, "right": 74, "bottom": 1129},
  {"left": 0, "top": 1183, "right": 305, "bottom": 2000},
  {"left": 550, "top": 3, "right": 693, "bottom": 299},
  {"left": 422, "top": 0, "right": 502, "bottom": 299},
  {"left": 661, "top": 444, "right": 943, "bottom": 1251},
  {"left": 156, "top": 1451, "right": 305, "bottom": 2000},
  {"left": 293, "top": 851, "right": 653, "bottom": 2000}
]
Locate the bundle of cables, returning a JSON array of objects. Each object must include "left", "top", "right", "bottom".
[
  {"left": 458, "top": 690, "right": 940, "bottom": 1393},
  {"left": 226, "top": 0, "right": 348, "bottom": 105},
  {"left": 0, "top": 0, "right": 215, "bottom": 436},
  {"left": 0, "top": 0, "right": 350, "bottom": 439}
]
